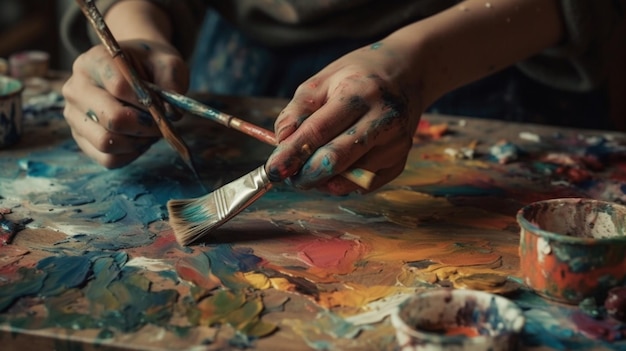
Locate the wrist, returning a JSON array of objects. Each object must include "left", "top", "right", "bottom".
[
  {"left": 380, "top": 26, "right": 438, "bottom": 107},
  {"left": 104, "top": 0, "right": 173, "bottom": 45}
]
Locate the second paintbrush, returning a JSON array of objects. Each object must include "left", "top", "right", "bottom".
[{"left": 148, "top": 83, "right": 375, "bottom": 190}]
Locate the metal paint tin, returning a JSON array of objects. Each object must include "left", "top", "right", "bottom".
[
  {"left": 517, "top": 198, "right": 626, "bottom": 304},
  {"left": 391, "top": 288, "right": 525, "bottom": 351},
  {"left": 0, "top": 75, "right": 24, "bottom": 148}
]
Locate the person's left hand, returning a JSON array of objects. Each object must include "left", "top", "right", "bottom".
[{"left": 265, "top": 41, "right": 424, "bottom": 195}]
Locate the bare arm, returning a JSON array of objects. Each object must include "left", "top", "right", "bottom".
[
  {"left": 385, "top": 0, "right": 564, "bottom": 106},
  {"left": 104, "top": 0, "right": 173, "bottom": 44},
  {"left": 267, "top": 0, "right": 566, "bottom": 194}
]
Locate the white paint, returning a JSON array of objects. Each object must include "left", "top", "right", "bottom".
[
  {"left": 537, "top": 237, "right": 551, "bottom": 263},
  {"left": 126, "top": 256, "right": 173, "bottom": 272}
]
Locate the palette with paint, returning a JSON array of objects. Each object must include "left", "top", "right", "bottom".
[{"left": 1, "top": 90, "right": 626, "bottom": 350}]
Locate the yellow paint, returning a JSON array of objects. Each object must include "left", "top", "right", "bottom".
[
  {"left": 269, "top": 277, "right": 296, "bottom": 291},
  {"left": 244, "top": 272, "right": 272, "bottom": 290},
  {"left": 317, "top": 283, "right": 404, "bottom": 310}
]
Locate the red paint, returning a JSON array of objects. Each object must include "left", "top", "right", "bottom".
[
  {"left": 175, "top": 258, "right": 222, "bottom": 291},
  {"left": 295, "top": 237, "right": 366, "bottom": 274},
  {"left": 414, "top": 120, "right": 449, "bottom": 141},
  {"left": 421, "top": 324, "right": 481, "bottom": 337}
]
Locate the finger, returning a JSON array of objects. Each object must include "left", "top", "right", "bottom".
[
  {"left": 274, "top": 80, "right": 326, "bottom": 142},
  {"left": 64, "top": 103, "right": 157, "bottom": 156},
  {"left": 293, "top": 135, "right": 410, "bottom": 191},
  {"left": 285, "top": 100, "right": 413, "bottom": 188},
  {"left": 319, "top": 161, "right": 406, "bottom": 196},
  {"left": 267, "top": 91, "right": 372, "bottom": 181},
  {"left": 63, "top": 76, "right": 161, "bottom": 138},
  {"left": 72, "top": 48, "right": 143, "bottom": 108},
  {"left": 71, "top": 130, "right": 152, "bottom": 169},
  {"left": 132, "top": 44, "right": 190, "bottom": 122}
]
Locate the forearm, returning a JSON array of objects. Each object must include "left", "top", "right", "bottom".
[
  {"left": 104, "top": 0, "right": 173, "bottom": 45},
  {"left": 385, "top": 0, "right": 565, "bottom": 107}
]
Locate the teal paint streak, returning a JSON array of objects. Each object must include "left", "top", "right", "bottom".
[
  {"left": 36, "top": 255, "right": 91, "bottom": 297},
  {"left": 0, "top": 268, "right": 46, "bottom": 312},
  {"left": 412, "top": 184, "right": 505, "bottom": 197}
]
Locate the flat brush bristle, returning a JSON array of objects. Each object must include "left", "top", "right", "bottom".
[
  {"left": 168, "top": 165, "right": 272, "bottom": 246},
  {"left": 167, "top": 195, "right": 220, "bottom": 246}
]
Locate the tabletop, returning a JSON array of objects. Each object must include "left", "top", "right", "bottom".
[{"left": 0, "top": 83, "right": 625, "bottom": 350}]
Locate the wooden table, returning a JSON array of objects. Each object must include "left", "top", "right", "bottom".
[{"left": 0, "top": 88, "right": 625, "bottom": 350}]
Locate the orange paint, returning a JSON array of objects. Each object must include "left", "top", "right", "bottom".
[
  {"left": 518, "top": 198, "right": 626, "bottom": 304},
  {"left": 423, "top": 325, "right": 481, "bottom": 337}
]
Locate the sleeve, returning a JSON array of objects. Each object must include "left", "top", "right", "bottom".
[
  {"left": 516, "top": 0, "right": 626, "bottom": 92},
  {"left": 60, "top": 0, "right": 208, "bottom": 60}
]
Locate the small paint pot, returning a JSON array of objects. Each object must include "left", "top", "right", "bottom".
[
  {"left": 9, "top": 51, "right": 49, "bottom": 79},
  {"left": 517, "top": 198, "right": 626, "bottom": 304},
  {"left": 391, "top": 289, "right": 525, "bottom": 351},
  {"left": 0, "top": 75, "right": 24, "bottom": 148}
]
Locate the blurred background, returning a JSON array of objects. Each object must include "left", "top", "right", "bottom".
[
  {"left": 0, "top": 0, "right": 623, "bottom": 127},
  {"left": 0, "top": 0, "right": 73, "bottom": 71}
]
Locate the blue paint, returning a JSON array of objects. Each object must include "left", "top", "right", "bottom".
[
  {"left": 0, "top": 268, "right": 46, "bottom": 312},
  {"left": 49, "top": 193, "right": 95, "bottom": 206},
  {"left": 412, "top": 184, "right": 504, "bottom": 197},
  {"left": 18, "top": 159, "right": 64, "bottom": 178},
  {"left": 489, "top": 141, "right": 522, "bottom": 164},
  {"left": 36, "top": 255, "right": 91, "bottom": 296},
  {"left": 204, "top": 244, "right": 262, "bottom": 290},
  {"left": 0, "top": 102, "right": 21, "bottom": 147}
]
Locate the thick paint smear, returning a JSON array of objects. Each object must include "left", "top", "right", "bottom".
[{"left": 2, "top": 108, "right": 626, "bottom": 349}]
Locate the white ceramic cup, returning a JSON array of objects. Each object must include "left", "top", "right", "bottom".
[{"left": 391, "top": 288, "right": 525, "bottom": 351}]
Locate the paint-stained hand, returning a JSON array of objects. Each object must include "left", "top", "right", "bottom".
[
  {"left": 266, "top": 42, "right": 424, "bottom": 195},
  {"left": 62, "top": 40, "right": 189, "bottom": 168}
]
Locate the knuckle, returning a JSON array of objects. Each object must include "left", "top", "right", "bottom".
[
  {"left": 100, "top": 156, "right": 127, "bottom": 170},
  {"left": 106, "top": 109, "right": 130, "bottom": 133},
  {"left": 106, "top": 74, "right": 130, "bottom": 98},
  {"left": 94, "top": 132, "right": 116, "bottom": 153}
]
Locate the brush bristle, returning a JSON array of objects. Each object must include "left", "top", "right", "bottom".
[
  {"left": 168, "top": 164, "right": 272, "bottom": 246},
  {"left": 167, "top": 194, "right": 221, "bottom": 246}
]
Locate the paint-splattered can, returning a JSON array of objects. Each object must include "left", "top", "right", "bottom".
[
  {"left": 517, "top": 198, "right": 626, "bottom": 305},
  {"left": 391, "top": 288, "right": 525, "bottom": 351},
  {"left": 9, "top": 51, "right": 49, "bottom": 79},
  {"left": 0, "top": 75, "right": 24, "bottom": 148}
]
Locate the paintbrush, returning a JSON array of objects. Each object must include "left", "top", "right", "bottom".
[
  {"left": 168, "top": 164, "right": 272, "bottom": 245},
  {"left": 75, "top": 0, "right": 202, "bottom": 182},
  {"left": 146, "top": 82, "right": 278, "bottom": 146},
  {"left": 169, "top": 157, "right": 375, "bottom": 246},
  {"left": 147, "top": 83, "right": 376, "bottom": 189}
]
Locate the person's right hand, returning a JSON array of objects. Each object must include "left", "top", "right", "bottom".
[{"left": 62, "top": 40, "right": 189, "bottom": 168}]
